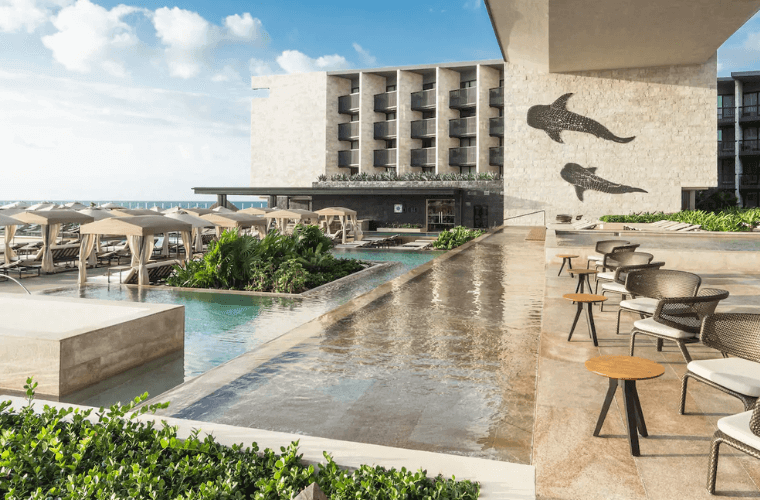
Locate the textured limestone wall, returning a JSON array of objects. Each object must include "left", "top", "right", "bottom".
[
  {"left": 502, "top": 55, "right": 717, "bottom": 225},
  {"left": 250, "top": 73, "right": 329, "bottom": 188}
]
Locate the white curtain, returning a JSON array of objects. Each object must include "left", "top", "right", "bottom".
[
  {"left": 193, "top": 228, "right": 204, "bottom": 253},
  {"left": 77, "top": 234, "right": 97, "bottom": 286},
  {"left": 127, "top": 234, "right": 154, "bottom": 285},
  {"left": 4, "top": 224, "right": 17, "bottom": 264},
  {"left": 180, "top": 230, "right": 192, "bottom": 264},
  {"left": 160, "top": 232, "right": 170, "bottom": 257},
  {"left": 40, "top": 223, "right": 60, "bottom": 273}
]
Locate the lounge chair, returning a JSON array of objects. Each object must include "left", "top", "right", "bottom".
[
  {"left": 572, "top": 219, "right": 598, "bottom": 230},
  {"left": 592, "top": 243, "right": 641, "bottom": 274},
  {"left": 122, "top": 259, "right": 180, "bottom": 285},
  {"left": 629, "top": 288, "right": 729, "bottom": 363},
  {"left": 399, "top": 239, "right": 433, "bottom": 250},
  {"left": 586, "top": 239, "right": 630, "bottom": 269},
  {"left": 0, "top": 259, "right": 41, "bottom": 279},
  {"left": 708, "top": 399, "right": 760, "bottom": 493},
  {"left": 681, "top": 313, "right": 760, "bottom": 414}
]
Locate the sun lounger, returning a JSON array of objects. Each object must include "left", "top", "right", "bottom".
[
  {"left": 0, "top": 260, "right": 41, "bottom": 279},
  {"left": 571, "top": 219, "right": 598, "bottom": 230},
  {"left": 122, "top": 259, "right": 180, "bottom": 285},
  {"left": 399, "top": 240, "right": 434, "bottom": 250}
]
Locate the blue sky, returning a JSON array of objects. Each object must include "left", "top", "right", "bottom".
[{"left": 0, "top": 0, "right": 758, "bottom": 201}]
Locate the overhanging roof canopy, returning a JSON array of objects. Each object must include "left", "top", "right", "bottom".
[
  {"left": 13, "top": 210, "right": 95, "bottom": 225},
  {"left": 193, "top": 187, "right": 464, "bottom": 197},
  {"left": 164, "top": 211, "right": 217, "bottom": 228},
  {"left": 268, "top": 209, "right": 319, "bottom": 220},
  {"left": 80, "top": 216, "right": 192, "bottom": 236},
  {"left": 0, "top": 214, "right": 20, "bottom": 226},
  {"left": 484, "top": 0, "right": 760, "bottom": 72}
]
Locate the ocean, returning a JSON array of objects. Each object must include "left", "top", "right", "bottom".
[{"left": 0, "top": 200, "right": 268, "bottom": 210}]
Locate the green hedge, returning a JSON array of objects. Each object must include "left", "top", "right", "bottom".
[
  {"left": 0, "top": 381, "right": 480, "bottom": 499},
  {"left": 599, "top": 208, "right": 760, "bottom": 232},
  {"left": 432, "top": 226, "right": 486, "bottom": 250}
]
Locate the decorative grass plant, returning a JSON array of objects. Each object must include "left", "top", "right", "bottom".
[{"left": 600, "top": 208, "right": 760, "bottom": 232}]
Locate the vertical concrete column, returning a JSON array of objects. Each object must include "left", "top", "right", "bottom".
[
  {"left": 397, "top": 70, "right": 423, "bottom": 175},
  {"left": 476, "top": 64, "right": 500, "bottom": 174},
  {"left": 735, "top": 79, "right": 743, "bottom": 206},
  {"left": 436, "top": 67, "right": 460, "bottom": 174},
  {"left": 359, "top": 73, "right": 386, "bottom": 173},
  {"left": 326, "top": 76, "right": 352, "bottom": 178}
]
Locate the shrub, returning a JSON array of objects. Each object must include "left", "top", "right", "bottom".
[
  {"left": 0, "top": 379, "right": 480, "bottom": 499},
  {"left": 599, "top": 208, "right": 760, "bottom": 232},
  {"left": 318, "top": 172, "right": 502, "bottom": 182},
  {"left": 432, "top": 226, "right": 486, "bottom": 250}
]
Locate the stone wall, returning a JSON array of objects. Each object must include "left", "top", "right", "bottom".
[{"left": 502, "top": 55, "right": 717, "bottom": 225}]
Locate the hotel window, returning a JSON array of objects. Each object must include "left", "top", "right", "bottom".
[
  {"left": 718, "top": 130, "right": 722, "bottom": 142},
  {"left": 422, "top": 110, "right": 435, "bottom": 119},
  {"left": 744, "top": 92, "right": 758, "bottom": 116},
  {"left": 459, "top": 166, "right": 475, "bottom": 174},
  {"left": 744, "top": 127, "right": 759, "bottom": 141},
  {"left": 422, "top": 82, "right": 435, "bottom": 90},
  {"left": 351, "top": 86, "right": 359, "bottom": 93},
  {"left": 350, "top": 114, "right": 359, "bottom": 122},
  {"left": 386, "top": 139, "right": 396, "bottom": 148},
  {"left": 386, "top": 85, "right": 396, "bottom": 92},
  {"left": 349, "top": 167, "right": 358, "bottom": 175},
  {"left": 460, "top": 108, "right": 476, "bottom": 118},
  {"left": 350, "top": 140, "right": 358, "bottom": 150},
  {"left": 421, "top": 138, "right": 435, "bottom": 148},
  {"left": 459, "top": 137, "right": 475, "bottom": 147},
  {"left": 386, "top": 112, "right": 396, "bottom": 120},
  {"left": 385, "top": 167, "right": 396, "bottom": 173},
  {"left": 460, "top": 80, "right": 475, "bottom": 88}
]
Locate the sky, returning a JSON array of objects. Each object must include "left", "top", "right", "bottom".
[{"left": 0, "top": 0, "right": 759, "bottom": 202}]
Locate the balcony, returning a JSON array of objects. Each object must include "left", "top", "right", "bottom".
[
  {"left": 489, "top": 117, "right": 504, "bottom": 137},
  {"left": 718, "top": 106, "right": 735, "bottom": 125},
  {"left": 374, "top": 120, "right": 397, "bottom": 140},
  {"left": 740, "top": 174, "right": 760, "bottom": 189},
  {"left": 489, "top": 146, "right": 503, "bottom": 167},
  {"left": 740, "top": 139, "right": 760, "bottom": 156},
  {"left": 449, "top": 87, "right": 477, "bottom": 109},
  {"left": 374, "top": 91, "right": 397, "bottom": 113},
  {"left": 740, "top": 106, "right": 760, "bottom": 123},
  {"left": 338, "top": 93, "right": 359, "bottom": 114},
  {"left": 338, "top": 150, "right": 359, "bottom": 168},
  {"left": 449, "top": 116, "right": 477, "bottom": 138},
  {"left": 374, "top": 149, "right": 396, "bottom": 167},
  {"left": 490, "top": 87, "right": 504, "bottom": 107},
  {"left": 411, "top": 89, "right": 436, "bottom": 110},
  {"left": 338, "top": 122, "right": 359, "bottom": 141},
  {"left": 411, "top": 147, "right": 436, "bottom": 167},
  {"left": 718, "top": 141, "right": 735, "bottom": 158},
  {"left": 718, "top": 175, "right": 735, "bottom": 190},
  {"left": 411, "top": 118, "right": 436, "bottom": 139},
  {"left": 449, "top": 146, "right": 477, "bottom": 166}
]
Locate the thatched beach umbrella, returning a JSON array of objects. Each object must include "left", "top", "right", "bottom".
[
  {"left": 12, "top": 210, "right": 95, "bottom": 273},
  {"left": 26, "top": 202, "right": 58, "bottom": 211},
  {"left": 64, "top": 202, "right": 88, "bottom": 210},
  {"left": 80, "top": 216, "right": 192, "bottom": 286}
]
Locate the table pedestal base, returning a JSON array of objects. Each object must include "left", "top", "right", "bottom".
[{"left": 594, "top": 378, "right": 648, "bottom": 456}]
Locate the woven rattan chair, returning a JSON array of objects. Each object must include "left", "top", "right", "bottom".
[
  {"left": 708, "top": 401, "right": 760, "bottom": 494},
  {"left": 680, "top": 314, "right": 760, "bottom": 414},
  {"left": 593, "top": 244, "right": 641, "bottom": 273},
  {"left": 615, "top": 269, "right": 702, "bottom": 336},
  {"left": 630, "top": 288, "right": 730, "bottom": 363},
  {"left": 595, "top": 251, "right": 654, "bottom": 294},
  {"left": 599, "top": 260, "right": 664, "bottom": 312},
  {"left": 586, "top": 239, "right": 630, "bottom": 269}
]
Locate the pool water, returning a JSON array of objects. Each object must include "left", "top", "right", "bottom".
[{"left": 43, "top": 249, "right": 441, "bottom": 392}]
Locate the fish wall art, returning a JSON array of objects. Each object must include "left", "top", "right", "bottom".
[
  {"left": 561, "top": 163, "right": 647, "bottom": 201},
  {"left": 527, "top": 93, "right": 635, "bottom": 144}
]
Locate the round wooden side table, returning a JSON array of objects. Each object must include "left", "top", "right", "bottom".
[
  {"left": 570, "top": 268, "right": 598, "bottom": 294},
  {"left": 563, "top": 293, "right": 607, "bottom": 346},
  {"left": 556, "top": 254, "right": 579, "bottom": 277},
  {"left": 585, "top": 355, "right": 665, "bottom": 456}
]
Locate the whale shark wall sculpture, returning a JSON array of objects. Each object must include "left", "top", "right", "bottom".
[
  {"left": 527, "top": 93, "right": 636, "bottom": 144},
  {"left": 560, "top": 163, "right": 647, "bottom": 201}
]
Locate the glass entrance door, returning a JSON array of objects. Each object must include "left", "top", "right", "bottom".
[{"left": 426, "top": 199, "right": 456, "bottom": 232}]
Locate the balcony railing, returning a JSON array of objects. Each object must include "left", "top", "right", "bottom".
[
  {"left": 718, "top": 106, "right": 735, "bottom": 123},
  {"left": 740, "top": 139, "right": 760, "bottom": 156},
  {"left": 718, "top": 175, "right": 735, "bottom": 189},
  {"left": 411, "top": 147, "right": 436, "bottom": 167},
  {"left": 338, "top": 93, "right": 359, "bottom": 114},
  {"left": 449, "top": 87, "right": 477, "bottom": 109},
  {"left": 490, "top": 87, "right": 503, "bottom": 107},
  {"left": 374, "top": 149, "right": 397, "bottom": 167},
  {"left": 489, "top": 146, "right": 503, "bottom": 167},
  {"left": 338, "top": 150, "right": 359, "bottom": 167},
  {"left": 449, "top": 146, "right": 477, "bottom": 166},
  {"left": 374, "top": 91, "right": 397, "bottom": 112},
  {"left": 411, "top": 118, "right": 436, "bottom": 139},
  {"left": 338, "top": 122, "right": 359, "bottom": 141},
  {"left": 740, "top": 106, "right": 760, "bottom": 122},
  {"left": 374, "top": 120, "right": 397, "bottom": 140},
  {"left": 740, "top": 174, "right": 760, "bottom": 189},
  {"left": 489, "top": 117, "right": 504, "bottom": 137},
  {"left": 718, "top": 141, "right": 735, "bottom": 158},
  {"left": 449, "top": 116, "right": 477, "bottom": 138},
  {"left": 411, "top": 89, "right": 436, "bottom": 110}
]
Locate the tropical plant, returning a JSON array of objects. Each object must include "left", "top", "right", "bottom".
[
  {"left": 0, "top": 379, "right": 480, "bottom": 499},
  {"left": 318, "top": 172, "right": 502, "bottom": 183},
  {"left": 432, "top": 226, "right": 486, "bottom": 250},
  {"left": 600, "top": 208, "right": 760, "bottom": 232}
]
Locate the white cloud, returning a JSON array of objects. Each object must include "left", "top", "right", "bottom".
[
  {"left": 249, "top": 58, "right": 275, "bottom": 76},
  {"left": 275, "top": 50, "right": 350, "bottom": 74},
  {"left": 212, "top": 65, "right": 241, "bottom": 83},
  {"left": 464, "top": 0, "right": 481, "bottom": 9},
  {"left": 152, "top": 6, "right": 209, "bottom": 78},
  {"left": 224, "top": 12, "right": 261, "bottom": 39},
  {"left": 41, "top": 0, "right": 140, "bottom": 74},
  {"left": 352, "top": 43, "right": 376, "bottom": 67},
  {"left": 0, "top": 0, "right": 71, "bottom": 33}
]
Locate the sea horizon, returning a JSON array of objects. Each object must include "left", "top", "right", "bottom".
[{"left": 0, "top": 200, "right": 268, "bottom": 210}]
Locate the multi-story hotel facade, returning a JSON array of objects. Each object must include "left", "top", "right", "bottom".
[{"left": 717, "top": 71, "right": 760, "bottom": 207}]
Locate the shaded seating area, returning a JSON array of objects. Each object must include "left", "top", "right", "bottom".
[
  {"left": 122, "top": 259, "right": 181, "bottom": 285},
  {"left": 315, "top": 207, "right": 363, "bottom": 244},
  {"left": 165, "top": 210, "right": 218, "bottom": 256},
  {"left": 200, "top": 212, "right": 267, "bottom": 239},
  {"left": 11, "top": 210, "right": 95, "bottom": 273},
  {"left": 266, "top": 209, "right": 320, "bottom": 235}
]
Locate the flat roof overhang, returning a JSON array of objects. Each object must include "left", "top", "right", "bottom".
[
  {"left": 193, "top": 187, "right": 464, "bottom": 197},
  {"left": 484, "top": 0, "right": 760, "bottom": 72}
]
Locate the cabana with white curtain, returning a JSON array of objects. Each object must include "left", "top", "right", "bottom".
[
  {"left": 239, "top": 207, "right": 274, "bottom": 215},
  {"left": 79, "top": 216, "right": 192, "bottom": 286},
  {"left": 78, "top": 208, "right": 119, "bottom": 263},
  {"left": 315, "top": 207, "right": 363, "bottom": 244},
  {"left": 266, "top": 209, "right": 320, "bottom": 235},
  {"left": 164, "top": 211, "right": 217, "bottom": 254},
  {"left": 0, "top": 213, "right": 20, "bottom": 264},
  {"left": 109, "top": 209, "right": 175, "bottom": 256},
  {"left": 200, "top": 213, "right": 268, "bottom": 238},
  {"left": 167, "top": 206, "right": 213, "bottom": 216},
  {"left": 11, "top": 210, "right": 95, "bottom": 273}
]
